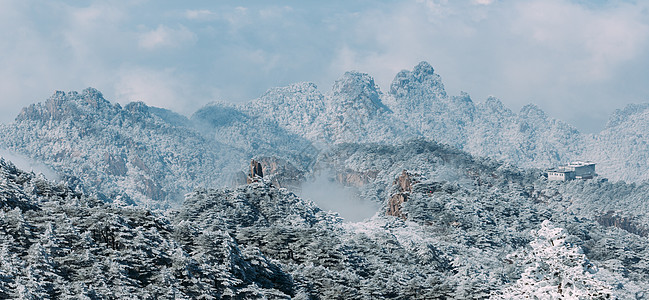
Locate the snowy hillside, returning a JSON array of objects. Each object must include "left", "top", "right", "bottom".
[
  {"left": 583, "top": 103, "right": 649, "bottom": 182},
  {"left": 3, "top": 136, "right": 649, "bottom": 298},
  {"left": 0, "top": 158, "right": 298, "bottom": 298}
]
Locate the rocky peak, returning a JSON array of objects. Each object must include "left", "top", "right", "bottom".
[
  {"left": 605, "top": 103, "right": 649, "bottom": 128},
  {"left": 389, "top": 61, "right": 447, "bottom": 100},
  {"left": 413, "top": 61, "right": 435, "bottom": 76},
  {"left": 330, "top": 71, "right": 388, "bottom": 114},
  {"left": 454, "top": 91, "right": 473, "bottom": 103},
  {"left": 519, "top": 103, "right": 547, "bottom": 121},
  {"left": 253, "top": 156, "right": 305, "bottom": 190},
  {"left": 261, "top": 82, "right": 321, "bottom": 100},
  {"left": 16, "top": 88, "right": 115, "bottom": 123},
  {"left": 253, "top": 82, "right": 324, "bottom": 112},
  {"left": 79, "top": 87, "right": 109, "bottom": 107},
  {"left": 480, "top": 96, "right": 512, "bottom": 116},
  {"left": 124, "top": 101, "right": 150, "bottom": 114},
  {"left": 64, "top": 87, "right": 112, "bottom": 111},
  {"left": 386, "top": 170, "right": 418, "bottom": 220}
]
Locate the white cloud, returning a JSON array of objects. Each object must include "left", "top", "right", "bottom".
[
  {"left": 0, "top": 149, "right": 60, "bottom": 180},
  {"left": 185, "top": 9, "right": 217, "bottom": 21},
  {"left": 258, "top": 6, "right": 293, "bottom": 19},
  {"left": 512, "top": 0, "right": 649, "bottom": 81},
  {"left": 138, "top": 25, "right": 196, "bottom": 50},
  {"left": 113, "top": 67, "right": 207, "bottom": 116}
]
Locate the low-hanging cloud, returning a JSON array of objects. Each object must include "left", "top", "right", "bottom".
[
  {"left": 0, "top": 149, "right": 60, "bottom": 181},
  {"left": 298, "top": 171, "right": 380, "bottom": 223}
]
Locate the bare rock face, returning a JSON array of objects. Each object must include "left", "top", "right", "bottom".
[
  {"left": 386, "top": 170, "right": 418, "bottom": 219},
  {"left": 247, "top": 159, "right": 264, "bottom": 184},
  {"left": 335, "top": 169, "right": 379, "bottom": 187},
  {"left": 597, "top": 211, "right": 649, "bottom": 237}
]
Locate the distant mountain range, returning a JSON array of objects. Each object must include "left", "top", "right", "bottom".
[{"left": 1, "top": 62, "right": 648, "bottom": 207}]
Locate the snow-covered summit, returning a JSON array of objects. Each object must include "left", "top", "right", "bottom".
[
  {"left": 17, "top": 88, "right": 115, "bottom": 122},
  {"left": 330, "top": 71, "right": 389, "bottom": 115},
  {"left": 389, "top": 61, "right": 447, "bottom": 100}
]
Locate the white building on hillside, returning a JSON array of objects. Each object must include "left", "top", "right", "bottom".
[{"left": 547, "top": 161, "right": 596, "bottom": 181}]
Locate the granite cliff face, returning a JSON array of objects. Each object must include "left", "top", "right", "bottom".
[{"left": 386, "top": 170, "right": 417, "bottom": 219}]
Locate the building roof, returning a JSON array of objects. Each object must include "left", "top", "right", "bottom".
[
  {"left": 566, "top": 161, "right": 595, "bottom": 167},
  {"left": 547, "top": 161, "right": 596, "bottom": 173}
]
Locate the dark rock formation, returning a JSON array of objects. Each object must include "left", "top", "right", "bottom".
[
  {"left": 247, "top": 159, "right": 264, "bottom": 184},
  {"left": 597, "top": 211, "right": 649, "bottom": 237},
  {"left": 386, "top": 170, "right": 417, "bottom": 219}
]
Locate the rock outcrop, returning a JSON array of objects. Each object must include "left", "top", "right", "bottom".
[
  {"left": 386, "top": 170, "right": 417, "bottom": 219},
  {"left": 247, "top": 159, "right": 264, "bottom": 183},
  {"left": 254, "top": 156, "right": 305, "bottom": 190}
]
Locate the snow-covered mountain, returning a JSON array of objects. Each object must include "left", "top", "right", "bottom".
[
  {"left": 2, "top": 62, "right": 649, "bottom": 207},
  {"left": 583, "top": 103, "right": 649, "bottom": 182},
  {"left": 241, "top": 72, "right": 411, "bottom": 146},
  {"left": 240, "top": 61, "right": 648, "bottom": 183},
  {"left": 0, "top": 89, "right": 320, "bottom": 207}
]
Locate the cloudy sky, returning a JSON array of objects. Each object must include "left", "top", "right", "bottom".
[{"left": 1, "top": 0, "right": 648, "bottom": 132}]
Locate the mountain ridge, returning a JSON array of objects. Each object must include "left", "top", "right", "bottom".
[{"left": 2, "top": 61, "right": 649, "bottom": 207}]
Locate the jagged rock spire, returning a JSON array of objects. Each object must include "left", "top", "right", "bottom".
[{"left": 247, "top": 159, "right": 264, "bottom": 184}]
